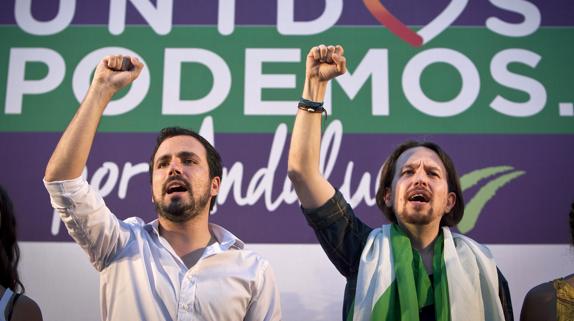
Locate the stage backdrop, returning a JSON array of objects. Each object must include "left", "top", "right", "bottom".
[{"left": 1, "top": 0, "right": 573, "bottom": 320}]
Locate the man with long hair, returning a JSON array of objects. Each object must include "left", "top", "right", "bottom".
[
  {"left": 287, "top": 44, "right": 513, "bottom": 321},
  {"left": 44, "top": 56, "right": 281, "bottom": 321}
]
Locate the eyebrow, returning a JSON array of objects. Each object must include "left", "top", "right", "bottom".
[
  {"left": 177, "top": 151, "right": 200, "bottom": 160},
  {"left": 155, "top": 154, "right": 170, "bottom": 165},
  {"left": 424, "top": 164, "right": 443, "bottom": 173},
  {"left": 155, "top": 151, "right": 201, "bottom": 164},
  {"left": 402, "top": 162, "right": 443, "bottom": 173}
]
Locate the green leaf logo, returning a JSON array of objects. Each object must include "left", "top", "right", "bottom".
[{"left": 458, "top": 166, "right": 525, "bottom": 234}]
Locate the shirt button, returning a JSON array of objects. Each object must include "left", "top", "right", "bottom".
[{"left": 182, "top": 304, "right": 190, "bottom": 311}]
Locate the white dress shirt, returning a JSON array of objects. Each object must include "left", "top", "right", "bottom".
[{"left": 45, "top": 177, "right": 281, "bottom": 321}]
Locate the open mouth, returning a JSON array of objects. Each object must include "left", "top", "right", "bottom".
[
  {"left": 407, "top": 191, "right": 430, "bottom": 203},
  {"left": 165, "top": 180, "right": 189, "bottom": 195}
]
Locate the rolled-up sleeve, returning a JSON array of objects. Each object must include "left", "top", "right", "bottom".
[{"left": 44, "top": 177, "right": 130, "bottom": 271}]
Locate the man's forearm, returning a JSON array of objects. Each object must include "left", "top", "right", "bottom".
[
  {"left": 44, "top": 85, "right": 114, "bottom": 181},
  {"left": 287, "top": 45, "right": 346, "bottom": 208},
  {"left": 302, "top": 76, "right": 328, "bottom": 102},
  {"left": 44, "top": 55, "right": 143, "bottom": 182}
]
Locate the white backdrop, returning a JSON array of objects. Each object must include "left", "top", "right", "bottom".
[{"left": 20, "top": 242, "right": 573, "bottom": 321}]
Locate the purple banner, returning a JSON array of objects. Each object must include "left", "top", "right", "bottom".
[
  {"left": 1, "top": 0, "right": 573, "bottom": 26},
  {"left": 1, "top": 132, "right": 572, "bottom": 244}
]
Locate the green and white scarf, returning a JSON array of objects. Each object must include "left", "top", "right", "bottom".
[{"left": 351, "top": 224, "right": 505, "bottom": 321}]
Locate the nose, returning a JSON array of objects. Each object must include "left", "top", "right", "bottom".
[
  {"left": 168, "top": 160, "right": 182, "bottom": 176},
  {"left": 413, "top": 169, "right": 428, "bottom": 186}
]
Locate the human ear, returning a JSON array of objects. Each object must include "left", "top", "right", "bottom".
[
  {"left": 445, "top": 192, "right": 456, "bottom": 213},
  {"left": 384, "top": 188, "right": 393, "bottom": 207},
  {"left": 211, "top": 176, "right": 221, "bottom": 196}
]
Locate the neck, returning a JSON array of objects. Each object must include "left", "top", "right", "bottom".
[
  {"left": 398, "top": 222, "right": 440, "bottom": 251},
  {"left": 398, "top": 222, "right": 441, "bottom": 273},
  {"left": 158, "top": 212, "right": 213, "bottom": 258}
]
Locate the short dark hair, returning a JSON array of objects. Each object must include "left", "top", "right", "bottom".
[
  {"left": 375, "top": 141, "right": 465, "bottom": 227},
  {"left": 0, "top": 185, "right": 24, "bottom": 293},
  {"left": 149, "top": 127, "right": 222, "bottom": 212},
  {"left": 570, "top": 202, "right": 574, "bottom": 245}
]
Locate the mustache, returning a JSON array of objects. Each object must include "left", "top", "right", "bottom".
[{"left": 162, "top": 175, "right": 192, "bottom": 195}]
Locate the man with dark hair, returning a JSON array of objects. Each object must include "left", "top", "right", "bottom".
[
  {"left": 148, "top": 126, "right": 223, "bottom": 212},
  {"left": 44, "top": 55, "right": 281, "bottom": 321},
  {"left": 287, "top": 45, "right": 513, "bottom": 321}
]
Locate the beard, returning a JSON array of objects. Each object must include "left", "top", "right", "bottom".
[
  {"left": 400, "top": 208, "right": 435, "bottom": 225},
  {"left": 153, "top": 177, "right": 211, "bottom": 223},
  {"left": 395, "top": 201, "right": 437, "bottom": 226}
]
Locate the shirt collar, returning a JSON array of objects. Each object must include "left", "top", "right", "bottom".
[
  {"left": 147, "top": 219, "right": 245, "bottom": 252},
  {"left": 209, "top": 223, "right": 245, "bottom": 250}
]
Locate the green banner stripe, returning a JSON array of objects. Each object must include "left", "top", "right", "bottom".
[{"left": 0, "top": 26, "right": 573, "bottom": 133}]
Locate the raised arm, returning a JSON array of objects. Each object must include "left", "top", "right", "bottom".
[
  {"left": 287, "top": 45, "right": 347, "bottom": 209},
  {"left": 44, "top": 55, "right": 143, "bottom": 182}
]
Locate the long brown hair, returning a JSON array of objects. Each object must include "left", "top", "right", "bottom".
[
  {"left": 375, "top": 141, "right": 465, "bottom": 227},
  {"left": 0, "top": 185, "right": 24, "bottom": 292}
]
